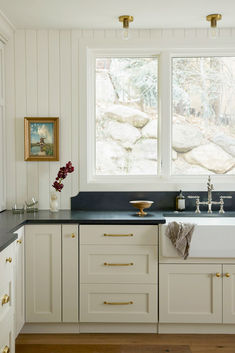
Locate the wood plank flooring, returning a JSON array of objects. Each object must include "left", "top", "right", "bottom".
[{"left": 15, "top": 333, "right": 235, "bottom": 353}]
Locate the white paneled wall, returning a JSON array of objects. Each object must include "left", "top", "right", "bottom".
[
  {"left": 5, "top": 29, "right": 81, "bottom": 209},
  {"left": 4, "top": 28, "right": 235, "bottom": 209}
]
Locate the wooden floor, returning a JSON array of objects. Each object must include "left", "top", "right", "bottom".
[{"left": 15, "top": 333, "right": 235, "bottom": 353}]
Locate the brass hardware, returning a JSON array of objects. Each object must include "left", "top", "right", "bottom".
[
  {"left": 118, "top": 15, "right": 134, "bottom": 29},
  {"left": 5, "top": 257, "right": 12, "bottom": 263},
  {"left": 17, "top": 239, "right": 22, "bottom": 244},
  {"left": 2, "top": 346, "right": 10, "bottom": 353},
  {"left": 129, "top": 200, "right": 154, "bottom": 217},
  {"left": 2, "top": 294, "right": 10, "bottom": 306},
  {"left": 104, "top": 233, "right": 133, "bottom": 237},
  {"left": 216, "top": 272, "right": 221, "bottom": 278},
  {"left": 225, "top": 273, "right": 231, "bottom": 278},
  {"left": 104, "top": 262, "right": 134, "bottom": 266},
  {"left": 71, "top": 233, "right": 76, "bottom": 238},
  {"left": 206, "top": 14, "right": 222, "bottom": 28},
  {"left": 104, "top": 301, "right": 133, "bottom": 305}
]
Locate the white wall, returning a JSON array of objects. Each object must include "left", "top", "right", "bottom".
[{"left": 5, "top": 28, "right": 235, "bottom": 209}]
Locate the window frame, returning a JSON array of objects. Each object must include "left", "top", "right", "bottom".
[{"left": 79, "top": 41, "right": 235, "bottom": 191}]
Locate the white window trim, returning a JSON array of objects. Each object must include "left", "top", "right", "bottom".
[{"left": 79, "top": 39, "right": 235, "bottom": 191}]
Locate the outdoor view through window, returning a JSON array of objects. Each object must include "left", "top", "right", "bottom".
[
  {"left": 96, "top": 57, "right": 158, "bottom": 175},
  {"left": 172, "top": 57, "right": 235, "bottom": 175}
]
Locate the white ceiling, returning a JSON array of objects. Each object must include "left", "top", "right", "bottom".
[{"left": 0, "top": 0, "right": 234, "bottom": 29}]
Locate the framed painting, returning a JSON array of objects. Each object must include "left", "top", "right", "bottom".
[{"left": 24, "top": 117, "right": 59, "bottom": 161}]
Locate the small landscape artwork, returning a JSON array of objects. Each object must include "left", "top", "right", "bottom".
[{"left": 24, "top": 117, "right": 59, "bottom": 161}]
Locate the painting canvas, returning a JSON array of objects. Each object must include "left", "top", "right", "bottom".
[{"left": 24, "top": 117, "right": 59, "bottom": 161}]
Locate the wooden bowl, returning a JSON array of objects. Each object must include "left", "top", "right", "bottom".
[{"left": 129, "top": 200, "right": 154, "bottom": 217}]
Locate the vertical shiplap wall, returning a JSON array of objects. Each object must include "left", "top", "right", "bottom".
[
  {"left": 4, "top": 28, "right": 235, "bottom": 208},
  {"left": 5, "top": 29, "right": 81, "bottom": 209}
]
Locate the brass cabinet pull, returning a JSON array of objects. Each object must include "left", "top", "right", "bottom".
[
  {"left": 216, "top": 272, "right": 221, "bottom": 278},
  {"left": 5, "top": 257, "right": 12, "bottom": 263},
  {"left": 104, "top": 262, "right": 134, "bottom": 266},
  {"left": 71, "top": 233, "right": 76, "bottom": 238},
  {"left": 17, "top": 239, "right": 22, "bottom": 244},
  {"left": 2, "top": 346, "right": 10, "bottom": 353},
  {"left": 2, "top": 294, "right": 10, "bottom": 306},
  {"left": 104, "top": 301, "right": 133, "bottom": 305},
  {"left": 225, "top": 273, "right": 231, "bottom": 278},
  {"left": 104, "top": 233, "right": 133, "bottom": 237}
]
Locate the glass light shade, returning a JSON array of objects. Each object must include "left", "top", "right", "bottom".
[{"left": 121, "top": 28, "right": 131, "bottom": 40}]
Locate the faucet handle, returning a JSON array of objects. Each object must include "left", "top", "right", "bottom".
[
  {"left": 220, "top": 195, "right": 232, "bottom": 199},
  {"left": 187, "top": 196, "right": 201, "bottom": 213},
  {"left": 187, "top": 196, "right": 200, "bottom": 199},
  {"left": 219, "top": 196, "right": 232, "bottom": 214}
]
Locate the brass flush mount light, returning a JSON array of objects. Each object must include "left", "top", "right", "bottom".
[
  {"left": 119, "top": 15, "right": 134, "bottom": 40},
  {"left": 206, "top": 13, "right": 222, "bottom": 39}
]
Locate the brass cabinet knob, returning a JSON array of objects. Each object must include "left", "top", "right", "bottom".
[
  {"left": 1, "top": 294, "right": 10, "bottom": 306},
  {"left": 5, "top": 257, "right": 12, "bottom": 263},
  {"left": 225, "top": 273, "right": 231, "bottom": 278},
  {"left": 2, "top": 346, "right": 10, "bottom": 353},
  {"left": 17, "top": 239, "right": 22, "bottom": 244},
  {"left": 71, "top": 233, "right": 76, "bottom": 238},
  {"left": 216, "top": 272, "right": 221, "bottom": 277}
]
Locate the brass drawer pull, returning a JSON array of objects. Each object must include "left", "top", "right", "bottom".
[
  {"left": 2, "top": 294, "right": 10, "bottom": 306},
  {"left": 104, "top": 233, "right": 133, "bottom": 237},
  {"left": 5, "top": 257, "right": 12, "bottom": 263},
  {"left": 104, "top": 301, "right": 133, "bottom": 305},
  {"left": 2, "top": 346, "right": 10, "bottom": 353},
  {"left": 225, "top": 273, "right": 231, "bottom": 278},
  {"left": 104, "top": 262, "right": 134, "bottom": 266},
  {"left": 71, "top": 233, "right": 76, "bottom": 238},
  {"left": 216, "top": 272, "right": 221, "bottom": 277},
  {"left": 17, "top": 239, "right": 22, "bottom": 244}
]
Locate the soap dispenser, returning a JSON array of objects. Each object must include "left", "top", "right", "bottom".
[{"left": 176, "top": 190, "right": 185, "bottom": 211}]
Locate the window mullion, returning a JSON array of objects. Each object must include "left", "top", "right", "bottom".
[{"left": 159, "top": 51, "right": 171, "bottom": 178}]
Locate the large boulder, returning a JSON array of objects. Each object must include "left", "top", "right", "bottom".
[
  {"left": 212, "top": 133, "right": 235, "bottom": 157},
  {"left": 131, "top": 138, "right": 158, "bottom": 161},
  {"left": 142, "top": 119, "right": 158, "bottom": 139},
  {"left": 172, "top": 157, "right": 213, "bottom": 175},
  {"left": 173, "top": 123, "right": 204, "bottom": 153},
  {"left": 104, "top": 104, "right": 149, "bottom": 128},
  {"left": 128, "top": 159, "right": 157, "bottom": 175},
  {"left": 105, "top": 120, "right": 141, "bottom": 148},
  {"left": 96, "top": 140, "right": 127, "bottom": 175},
  {"left": 184, "top": 143, "right": 235, "bottom": 174}
]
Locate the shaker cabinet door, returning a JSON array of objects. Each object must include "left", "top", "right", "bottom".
[
  {"left": 25, "top": 225, "right": 61, "bottom": 322},
  {"left": 15, "top": 227, "right": 25, "bottom": 337},
  {"left": 223, "top": 265, "right": 235, "bottom": 324},
  {"left": 159, "top": 264, "right": 223, "bottom": 324}
]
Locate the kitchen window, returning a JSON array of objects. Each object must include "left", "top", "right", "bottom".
[
  {"left": 80, "top": 46, "right": 235, "bottom": 190},
  {"left": 96, "top": 57, "right": 158, "bottom": 176},
  {"left": 172, "top": 56, "right": 235, "bottom": 176}
]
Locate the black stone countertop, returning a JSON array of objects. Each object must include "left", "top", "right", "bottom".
[{"left": 0, "top": 210, "right": 166, "bottom": 253}]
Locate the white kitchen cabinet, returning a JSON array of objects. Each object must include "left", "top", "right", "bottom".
[
  {"left": 159, "top": 264, "right": 223, "bottom": 324},
  {"left": 223, "top": 264, "right": 235, "bottom": 324},
  {"left": 25, "top": 225, "right": 62, "bottom": 322},
  {"left": 14, "top": 227, "right": 25, "bottom": 337},
  {"left": 0, "top": 242, "right": 15, "bottom": 353},
  {"left": 0, "top": 43, "right": 6, "bottom": 212},
  {"left": 80, "top": 225, "right": 158, "bottom": 323},
  {"left": 25, "top": 224, "right": 79, "bottom": 323},
  {"left": 62, "top": 224, "right": 79, "bottom": 322}
]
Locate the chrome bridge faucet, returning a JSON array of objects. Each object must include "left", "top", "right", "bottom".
[{"left": 188, "top": 176, "right": 232, "bottom": 214}]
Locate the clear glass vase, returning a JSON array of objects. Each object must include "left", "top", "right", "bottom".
[{"left": 50, "top": 191, "right": 59, "bottom": 212}]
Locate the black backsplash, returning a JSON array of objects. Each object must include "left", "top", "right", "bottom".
[{"left": 71, "top": 191, "right": 235, "bottom": 212}]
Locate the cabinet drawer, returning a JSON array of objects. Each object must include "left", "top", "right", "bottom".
[
  {"left": 0, "top": 304, "right": 13, "bottom": 353},
  {"left": 81, "top": 245, "right": 158, "bottom": 284},
  {"left": 80, "top": 284, "right": 157, "bottom": 323},
  {"left": 80, "top": 225, "right": 158, "bottom": 245}
]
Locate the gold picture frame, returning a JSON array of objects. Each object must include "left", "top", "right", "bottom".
[{"left": 24, "top": 117, "right": 59, "bottom": 161}]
